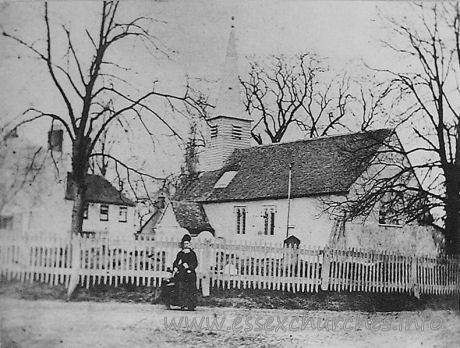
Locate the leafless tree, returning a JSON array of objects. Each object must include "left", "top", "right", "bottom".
[
  {"left": 3, "top": 2, "right": 207, "bottom": 238},
  {"left": 351, "top": 78, "right": 394, "bottom": 131},
  {"left": 383, "top": 3, "right": 460, "bottom": 254},
  {"left": 326, "top": 3, "right": 460, "bottom": 254},
  {"left": 241, "top": 53, "right": 355, "bottom": 144},
  {"left": 0, "top": 131, "right": 48, "bottom": 215},
  {"left": 322, "top": 132, "right": 431, "bottom": 225},
  {"left": 88, "top": 114, "right": 115, "bottom": 178}
]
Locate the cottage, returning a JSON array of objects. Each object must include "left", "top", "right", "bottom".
[
  {"left": 0, "top": 130, "right": 136, "bottom": 239},
  {"left": 148, "top": 26, "right": 438, "bottom": 255},
  {"left": 65, "top": 173, "right": 136, "bottom": 238}
]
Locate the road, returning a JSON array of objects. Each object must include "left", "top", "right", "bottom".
[{"left": 0, "top": 298, "right": 459, "bottom": 347}]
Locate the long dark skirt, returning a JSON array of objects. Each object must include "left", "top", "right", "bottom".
[
  {"left": 163, "top": 271, "right": 197, "bottom": 309},
  {"left": 177, "top": 271, "right": 197, "bottom": 309}
]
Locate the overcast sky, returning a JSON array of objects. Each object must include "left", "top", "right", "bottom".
[{"left": 0, "top": 1, "right": 413, "bottom": 177}]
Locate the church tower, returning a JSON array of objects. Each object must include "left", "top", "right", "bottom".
[{"left": 200, "top": 19, "right": 252, "bottom": 172}]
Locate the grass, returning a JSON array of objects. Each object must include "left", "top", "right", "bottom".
[{"left": 1, "top": 279, "right": 458, "bottom": 312}]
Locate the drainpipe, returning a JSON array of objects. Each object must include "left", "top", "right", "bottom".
[{"left": 286, "top": 162, "right": 293, "bottom": 238}]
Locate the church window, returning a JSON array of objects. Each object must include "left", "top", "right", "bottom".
[
  {"left": 379, "top": 191, "right": 404, "bottom": 226},
  {"left": 263, "top": 206, "right": 276, "bottom": 235},
  {"left": 235, "top": 206, "right": 247, "bottom": 234}
]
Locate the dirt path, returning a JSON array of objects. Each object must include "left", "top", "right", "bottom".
[{"left": 0, "top": 298, "right": 459, "bottom": 347}]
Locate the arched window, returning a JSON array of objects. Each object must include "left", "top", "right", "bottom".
[
  {"left": 235, "top": 206, "right": 246, "bottom": 234},
  {"left": 263, "top": 206, "right": 276, "bottom": 235},
  {"left": 379, "top": 191, "right": 404, "bottom": 226}
]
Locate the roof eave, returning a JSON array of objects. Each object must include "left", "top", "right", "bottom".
[
  {"left": 207, "top": 114, "right": 252, "bottom": 123},
  {"left": 197, "top": 190, "right": 350, "bottom": 204},
  {"left": 64, "top": 196, "right": 135, "bottom": 207}
]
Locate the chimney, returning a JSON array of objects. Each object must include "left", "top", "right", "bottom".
[
  {"left": 157, "top": 195, "right": 166, "bottom": 210},
  {"left": 5, "top": 128, "right": 18, "bottom": 140},
  {"left": 48, "top": 129, "right": 63, "bottom": 152}
]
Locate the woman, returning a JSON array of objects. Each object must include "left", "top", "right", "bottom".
[{"left": 172, "top": 234, "right": 198, "bottom": 310}]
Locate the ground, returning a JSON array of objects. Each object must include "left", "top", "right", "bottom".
[
  {"left": 0, "top": 282, "right": 459, "bottom": 347},
  {"left": 1, "top": 297, "right": 459, "bottom": 348}
]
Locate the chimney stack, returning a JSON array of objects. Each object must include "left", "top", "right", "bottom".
[
  {"left": 157, "top": 195, "right": 166, "bottom": 210},
  {"left": 5, "top": 128, "right": 18, "bottom": 140},
  {"left": 48, "top": 128, "right": 63, "bottom": 152}
]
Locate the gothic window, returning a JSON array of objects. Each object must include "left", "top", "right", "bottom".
[
  {"left": 379, "top": 191, "right": 404, "bottom": 226},
  {"left": 263, "top": 206, "right": 276, "bottom": 235},
  {"left": 235, "top": 206, "right": 247, "bottom": 234}
]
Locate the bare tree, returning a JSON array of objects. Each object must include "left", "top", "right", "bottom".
[
  {"left": 351, "top": 78, "right": 394, "bottom": 132},
  {"left": 326, "top": 3, "right": 460, "bottom": 254},
  {"left": 183, "top": 122, "right": 203, "bottom": 177},
  {"left": 89, "top": 114, "right": 115, "bottom": 177},
  {"left": 0, "top": 131, "right": 48, "bottom": 215},
  {"left": 378, "top": 3, "right": 460, "bottom": 254},
  {"left": 3, "top": 2, "right": 207, "bottom": 238},
  {"left": 241, "top": 53, "right": 354, "bottom": 144},
  {"left": 322, "top": 132, "right": 431, "bottom": 225}
]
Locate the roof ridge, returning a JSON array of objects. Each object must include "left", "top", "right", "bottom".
[{"left": 249, "top": 128, "right": 394, "bottom": 149}]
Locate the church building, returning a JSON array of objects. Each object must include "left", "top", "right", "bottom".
[{"left": 146, "top": 23, "right": 439, "bottom": 255}]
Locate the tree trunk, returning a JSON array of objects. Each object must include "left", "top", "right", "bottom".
[
  {"left": 69, "top": 136, "right": 90, "bottom": 238},
  {"left": 70, "top": 183, "right": 86, "bottom": 238},
  {"left": 444, "top": 169, "right": 460, "bottom": 254},
  {"left": 444, "top": 209, "right": 460, "bottom": 255}
]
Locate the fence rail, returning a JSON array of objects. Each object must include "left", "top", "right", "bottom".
[{"left": 0, "top": 234, "right": 459, "bottom": 296}]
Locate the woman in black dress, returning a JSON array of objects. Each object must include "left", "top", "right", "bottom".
[{"left": 172, "top": 234, "right": 198, "bottom": 310}]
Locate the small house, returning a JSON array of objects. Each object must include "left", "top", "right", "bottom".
[{"left": 0, "top": 129, "right": 136, "bottom": 239}]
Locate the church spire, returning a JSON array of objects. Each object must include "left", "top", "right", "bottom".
[
  {"left": 200, "top": 17, "right": 252, "bottom": 172},
  {"left": 211, "top": 17, "right": 248, "bottom": 121}
]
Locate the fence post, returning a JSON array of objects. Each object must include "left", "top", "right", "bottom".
[
  {"left": 321, "top": 246, "right": 331, "bottom": 291},
  {"left": 200, "top": 240, "right": 212, "bottom": 297},
  {"left": 67, "top": 236, "right": 81, "bottom": 300},
  {"left": 410, "top": 254, "right": 420, "bottom": 299}
]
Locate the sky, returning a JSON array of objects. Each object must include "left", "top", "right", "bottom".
[{"left": 0, "top": 0, "right": 418, "bottom": 178}]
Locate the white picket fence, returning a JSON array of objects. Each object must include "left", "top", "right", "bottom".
[{"left": 0, "top": 234, "right": 459, "bottom": 296}]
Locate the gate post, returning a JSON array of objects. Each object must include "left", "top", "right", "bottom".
[
  {"left": 410, "top": 255, "right": 420, "bottom": 299},
  {"left": 321, "top": 246, "right": 331, "bottom": 291},
  {"left": 200, "top": 239, "right": 212, "bottom": 297},
  {"left": 67, "top": 236, "right": 81, "bottom": 300}
]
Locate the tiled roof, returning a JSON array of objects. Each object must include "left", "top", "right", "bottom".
[
  {"left": 65, "top": 173, "right": 135, "bottom": 207},
  {"left": 170, "top": 201, "right": 214, "bottom": 235},
  {"left": 177, "top": 129, "right": 394, "bottom": 203}
]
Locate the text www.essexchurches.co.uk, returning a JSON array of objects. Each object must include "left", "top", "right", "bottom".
[{"left": 163, "top": 314, "right": 443, "bottom": 332}]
